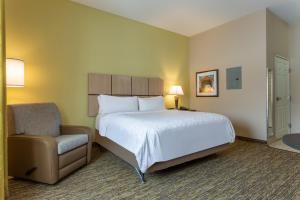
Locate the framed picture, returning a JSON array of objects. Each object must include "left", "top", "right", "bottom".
[{"left": 196, "top": 69, "right": 219, "bottom": 97}]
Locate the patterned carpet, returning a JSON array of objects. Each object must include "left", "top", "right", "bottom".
[{"left": 7, "top": 140, "right": 300, "bottom": 200}]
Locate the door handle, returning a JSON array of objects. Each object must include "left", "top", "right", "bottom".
[{"left": 276, "top": 97, "right": 282, "bottom": 101}]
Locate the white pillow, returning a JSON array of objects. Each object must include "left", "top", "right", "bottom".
[
  {"left": 98, "top": 95, "right": 138, "bottom": 114},
  {"left": 138, "top": 96, "right": 165, "bottom": 111}
]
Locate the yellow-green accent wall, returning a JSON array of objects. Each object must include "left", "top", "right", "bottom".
[
  {"left": 6, "top": 0, "right": 189, "bottom": 127},
  {"left": 1, "top": 0, "right": 7, "bottom": 198}
]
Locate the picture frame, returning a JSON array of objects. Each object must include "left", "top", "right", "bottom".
[{"left": 196, "top": 69, "right": 219, "bottom": 97}]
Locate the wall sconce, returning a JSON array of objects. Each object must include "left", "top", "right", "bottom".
[
  {"left": 169, "top": 85, "right": 184, "bottom": 109},
  {"left": 6, "top": 58, "right": 24, "bottom": 87}
]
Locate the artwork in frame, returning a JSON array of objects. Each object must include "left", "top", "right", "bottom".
[{"left": 196, "top": 69, "right": 219, "bottom": 97}]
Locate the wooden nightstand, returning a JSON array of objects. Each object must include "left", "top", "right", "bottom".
[
  {"left": 181, "top": 108, "right": 197, "bottom": 112},
  {"left": 168, "top": 108, "right": 197, "bottom": 112}
]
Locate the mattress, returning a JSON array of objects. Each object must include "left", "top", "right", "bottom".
[{"left": 97, "top": 110, "right": 235, "bottom": 173}]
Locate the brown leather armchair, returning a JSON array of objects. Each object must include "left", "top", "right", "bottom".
[{"left": 7, "top": 103, "right": 92, "bottom": 184}]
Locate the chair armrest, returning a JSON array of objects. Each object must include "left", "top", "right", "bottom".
[
  {"left": 60, "top": 125, "right": 92, "bottom": 135},
  {"left": 8, "top": 135, "right": 59, "bottom": 184},
  {"left": 60, "top": 125, "right": 93, "bottom": 163}
]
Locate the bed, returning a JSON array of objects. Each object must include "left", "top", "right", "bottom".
[{"left": 88, "top": 73, "right": 235, "bottom": 182}]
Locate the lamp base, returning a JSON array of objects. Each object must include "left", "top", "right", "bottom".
[{"left": 174, "top": 96, "right": 179, "bottom": 109}]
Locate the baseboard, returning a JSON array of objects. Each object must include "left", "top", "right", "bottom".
[{"left": 236, "top": 136, "right": 267, "bottom": 144}]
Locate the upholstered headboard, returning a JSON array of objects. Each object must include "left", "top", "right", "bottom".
[{"left": 88, "top": 73, "right": 164, "bottom": 117}]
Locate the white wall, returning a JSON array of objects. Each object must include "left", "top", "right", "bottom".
[
  {"left": 189, "top": 10, "right": 268, "bottom": 140},
  {"left": 290, "top": 24, "right": 300, "bottom": 133}
]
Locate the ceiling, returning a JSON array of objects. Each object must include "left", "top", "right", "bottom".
[{"left": 71, "top": 0, "right": 300, "bottom": 36}]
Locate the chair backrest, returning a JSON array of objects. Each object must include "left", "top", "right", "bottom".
[{"left": 7, "top": 103, "right": 61, "bottom": 137}]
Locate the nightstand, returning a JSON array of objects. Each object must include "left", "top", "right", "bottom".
[
  {"left": 168, "top": 108, "right": 197, "bottom": 112},
  {"left": 180, "top": 108, "right": 197, "bottom": 112}
]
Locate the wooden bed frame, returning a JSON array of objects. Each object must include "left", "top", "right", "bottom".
[
  {"left": 95, "top": 133, "right": 230, "bottom": 182},
  {"left": 88, "top": 73, "right": 231, "bottom": 182}
]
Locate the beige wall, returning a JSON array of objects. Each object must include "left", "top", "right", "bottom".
[
  {"left": 189, "top": 10, "right": 267, "bottom": 140},
  {"left": 290, "top": 24, "right": 300, "bottom": 133},
  {"left": 266, "top": 10, "right": 289, "bottom": 68}
]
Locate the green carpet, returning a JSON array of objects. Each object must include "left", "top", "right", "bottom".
[{"left": 7, "top": 140, "right": 300, "bottom": 200}]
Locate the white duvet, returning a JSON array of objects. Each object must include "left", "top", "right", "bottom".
[{"left": 98, "top": 110, "right": 235, "bottom": 173}]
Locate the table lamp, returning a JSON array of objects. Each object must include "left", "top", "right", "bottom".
[{"left": 169, "top": 85, "right": 184, "bottom": 109}]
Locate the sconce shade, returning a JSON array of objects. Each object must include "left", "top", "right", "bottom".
[
  {"left": 169, "top": 85, "right": 184, "bottom": 95},
  {"left": 6, "top": 58, "right": 24, "bottom": 87}
]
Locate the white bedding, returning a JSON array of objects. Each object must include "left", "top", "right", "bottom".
[{"left": 97, "top": 110, "right": 235, "bottom": 173}]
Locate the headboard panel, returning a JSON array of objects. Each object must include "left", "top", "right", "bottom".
[
  {"left": 149, "top": 78, "right": 164, "bottom": 96},
  {"left": 88, "top": 73, "right": 164, "bottom": 117},
  {"left": 132, "top": 77, "right": 148, "bottom": 96},
  {"left": 88, "top": 74, "right": 111, "bottom": 95},
  {"left": 112, "top": 75, "right": 131, "bottom": 95}
]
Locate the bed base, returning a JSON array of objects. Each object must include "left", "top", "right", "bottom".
[
  {"left": 94, "top": 132, "right": 231, "bottom": 183},
  {"left": 135, "top": 168, "right": 145, "bottom": 183}
]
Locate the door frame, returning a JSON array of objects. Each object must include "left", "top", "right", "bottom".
[{"left": 267, "top": 55, "right": 291, "bottom": 143}]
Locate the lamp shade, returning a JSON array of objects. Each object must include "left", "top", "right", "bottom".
[
  {"left": 169, "top": 85, "right": 184, "bottom": 95},
  {"left": 6, "top": 58, "right": 24, "bottom": 87}
]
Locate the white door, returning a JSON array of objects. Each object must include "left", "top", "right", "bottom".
[{"left": 274, "top": 56, "right": 290, "bottom": 138}]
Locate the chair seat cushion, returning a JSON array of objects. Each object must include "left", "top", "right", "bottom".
[{"left": 55, "top": 134, "right": 88, "bottom": 155}]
